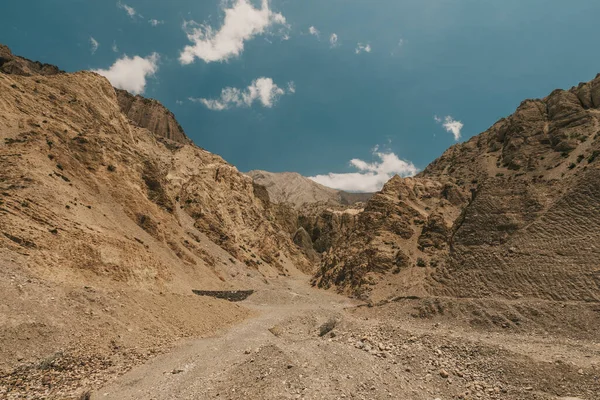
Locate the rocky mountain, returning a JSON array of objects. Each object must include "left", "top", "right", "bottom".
[
  {"left": 0, "top": 44, "right": 63, "bottom": 76},
  {"left": 116, "top": 89, "right": 190, "bottom": 145},
  {"left": 1, "top": 44, "right": 189, "bottom": 146},
  {"left": 247, "top": 170, "right": 372, "bottom": 209},
  {"left": 316, "top": 75, "right": 600, "bottom": 303},
  {"left": 248, "top": 170, "right": 372, "bottom": 270},
  {"left": 0, "top": 44, "right": 312, "bottom": 394}
]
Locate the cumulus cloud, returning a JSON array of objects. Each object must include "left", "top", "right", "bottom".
[
  {"left": 355, "top": 43, "right": 371, "bottom": 54},
  {"left": 92, "top": 53, "right": 159, "bottom": 95},
  {"left": 434, "top": 115, "right": 463, "bottom": 141},
  {"left": 329, "top": 33, "right": 339, "bottom": 47},
  {"left": 309, "top": 148, "right": 418, "bottom": 192},
  {"left": 309, "top": 26, "right": 320, "bottom": 37},
  {"left": 149, "top": 19, "right": 164, "bottom": 26},
  {"left": 111, "top": 42, "right": 119, "bottom": 53},
  {"left": 90, "top": 37, "right": 99, "bottom": 54},
  {"left": 117, "top": 1, "right": 137, "bottom": 18},
  {"left": 190, "top": 77, "right": 294, "bottom": 110},
  {"left": 179, "top": 0, "right": 287, "bottom": 64}
]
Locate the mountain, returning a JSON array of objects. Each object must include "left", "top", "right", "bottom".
[
  {"left": 316, "top": 75, "right": 600, "bottom": 303},
  {"left": 0, "top": 44, "right": 63, "bottom": 76},
  {"left": 247, "top": 170, "right": 373, "bottom": 270},
  {"left": 116, "top": 89, "right": 190, "bottom": 145},
  {"left": 247, "top": 170, "right": 372, "bottom": 209},
  {"left": 0, "top": 44, "right": 312, "bottom": 393}
]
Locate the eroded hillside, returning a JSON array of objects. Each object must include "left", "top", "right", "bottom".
[
  {"left": 0, "top": 45, "right": 311, "bottom": 397},
  {"left": 317, "top": 75, "right": 600, "bottom": 303}
]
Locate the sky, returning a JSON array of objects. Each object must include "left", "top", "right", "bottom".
[{"left": 2, "top": 0, "right": 600, "bottom": 192}]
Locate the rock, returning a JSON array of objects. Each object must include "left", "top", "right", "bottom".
[
  {"left": 0, "top": 44, "right": 63, "bottom": 76},
  {"left": 318, "top": 318, "right": 337, "bottom": 337},
  {"left": 439, "top": 369, "right": 449, "bottom": 378},
  {"left": 116, "top": 89, "right": 189, "bottom": 145}
]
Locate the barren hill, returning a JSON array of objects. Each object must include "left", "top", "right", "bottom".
[
  {"left": 316, "top": 75, "right": 600, "bottom": 304},
  {"left": 247, "top": 169, "right": 372, "bottom": 208},
  {"left": 0, "top": 44, "right": 312, "bottom": 397}
]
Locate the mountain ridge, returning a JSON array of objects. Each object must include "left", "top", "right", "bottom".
[
  {"left": 316, "top": 73, "right": 600, "bottom": 303},
  {"left": 247, "top": 169, "right": 373, "bottom": 209},
  {"left": 0, "top": 44, "right": 312, "bottom": 396}
]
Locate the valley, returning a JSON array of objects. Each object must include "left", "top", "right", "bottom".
[{"left": 0, "top": 44, "right": 598, "bottom": 400}]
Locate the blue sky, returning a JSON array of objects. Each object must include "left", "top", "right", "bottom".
[{"left": 2, "top": 0, "right": 600, "bottom": 191}]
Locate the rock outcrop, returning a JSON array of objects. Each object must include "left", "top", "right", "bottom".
[
  {"left": 116, "top": 89, "right": 190, "bottom": 145},
  {"left": 0, "top": 44, "right": 63, "bottom": 76},
  {"left": 314, "top": 177, "right": 466, "bottom": 299},
  {"left": 248, "top": 170, "right": 371, "bottom": 265}
]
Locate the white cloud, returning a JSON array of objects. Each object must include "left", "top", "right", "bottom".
[
  {"left": 309, "top": 26, "right": 320, "bottom": 37},
  {"left": 111, "top": 42, "right": 119, "bottom": 53},
  {"left": 92, "top": 53, "right": 159, "bottom": 95},
  {"left": 434, "top": 115, "right": 463, "bottom": 141},
  {"left": 309, "top": 148, "right": 418, "bottom": 192},
  {"left": 329, "top": 33, "right": 339, "bottom": 47},
  {"left": 90, "top": 37, "right": 99, "bottom": 55},
  {"left": 117, "top": 2, "right": 138, "bottom": 18},
  {"left": 190, "top": 77, "right": 294, "bottom": 110},
  {"left": 179, "top": 0, "right": 287, "bottom": 64},
  {"left": 149, "top": 19, "right": 164, "bottom": 26},
  {"left": 355, "top": 43, "right": 371, "bottom": 54},
  {"left": 391, "top": 38, "right": 405, "bottom": 55},
  {"left": 287, "top": 81, "right": 296, "bottom": 94}
]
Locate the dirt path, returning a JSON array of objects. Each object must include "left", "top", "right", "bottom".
[
  {"left": 97, "top": 276, "right": 357, "bottom": 399},
  {"left": 97, "top": 277, "right": 599, "bottom": 400}
]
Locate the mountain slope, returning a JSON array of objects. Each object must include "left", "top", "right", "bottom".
[
  {"left": 248, "top": 170, "right": 372, "bottom": 209},
  {"left": 116, "top": 89, "right": 190, "bottom": 145},
  {"left": 317, "top": 75, "right": 600, "bottom": 303},
  {"left": 0, "top": 45, "right": 311, "bottom": 397}
]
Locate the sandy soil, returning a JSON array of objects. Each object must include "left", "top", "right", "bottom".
[{"left": 95, "top": 277, "right": 599, "bottom": 400}]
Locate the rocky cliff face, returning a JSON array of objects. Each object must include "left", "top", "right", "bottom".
[
  {"left": 248, "top": 170, "right": 371, "bottom": 266},
  {"left": 0, "top": 44, "right": 63, "bottom": 76},
  {"left": 116, "top": 89, "right": 190, "bottom": 145},
  {"left": 1, "top": 43, "right": 189, "bottom": 145},
  {"left": 318, "top": 75, "right": 600, "bottom": 302},
  {"left": 314, "top": 177, "right": 467, "bottom": 300}
]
